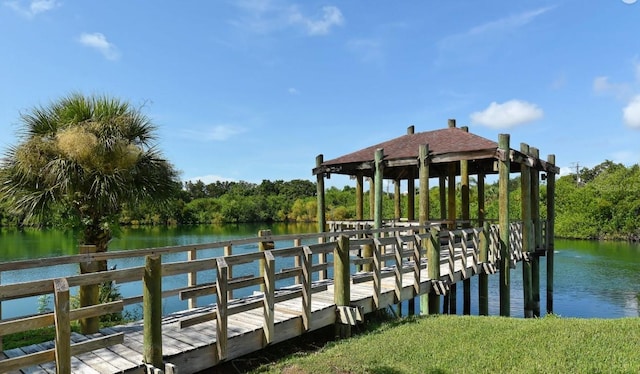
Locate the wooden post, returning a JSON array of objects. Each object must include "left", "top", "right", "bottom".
[
  {"left": 79, "top": 245, "right": 100, "bottom": 334},
  {"left": 263, "top": 250, "right": 275, "bottom": 345},
  {"left": 521, "top": 143, "right": 534, "bottom": 318},
  {"left": 461, "top": 127, "right": 471, "bottom": 315},
  {"left": 374, "top": 149, "right": 384, "bottom": 231},
  {"left": 335, "top": 235, "right": 351, "bottom": 338},
  {"left": 54, "top": 278, "right": 71, "bottom": 374},
  {"left": 224, "top": 244, "right": 233, "bottom": 299},
  {"left": 356, "top": 173, "right": 364, "bottom": 221},
  {"left": 439, "top": 176, "right": 446, "bottom": 221},
  {"left": 479, "top": 222, "right": 490, "bottom": 315},
  {"left": 407, "top": 169, "right": 415, "bottom": 221},
  {"left": 447, "top": 163, "right": 457, "bottom": 314},
  {"left": 478, "top": 171, "right": 485, "bottom": 225},
  {"left": 369, "top": 177, "right": 375, "bottom": 220},
  {"left": 546, "top": 154, "right": 556, "bottom": 314},
  {"left": 394, "top": 179, "right": 401, "bottom": 221},
  {"left": 302, "top": 246, "right": 312, "bottom": 331},
  {"left": 418, "top": 144, "right": 432, "bottom": 315},
  {"left": 188, "top": 248, "right": 197, "bottom": 309},
  {"left": 530, "top": 147, "right": 541, "bottom": 317},
  {"left": 498, "top": 134, "right": 511, "bottom": 317},
  {"left": 316, "top": 155, "right": 326, "bottom": 232},
  {"left": 258, "top": 230, "right": 274, "bottom": 292},
  {"left": 427, "top": 225, "right": 441, "bottom": 315},
  {"left": 143, "top": 254, "right": 163, "bottom": 368},
  {"left": 216, "top": 258, "right": 228, "bottom": 360}
]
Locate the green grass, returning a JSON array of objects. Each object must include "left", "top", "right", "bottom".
[{"left": 251, "top": 315, "right": 640, "bottom": 373}]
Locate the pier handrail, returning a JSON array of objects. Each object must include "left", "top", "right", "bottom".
[{"left": 0, "top": 221, "right": 516, "bottom": 372}]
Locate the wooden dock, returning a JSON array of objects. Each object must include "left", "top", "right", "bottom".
[{"left": 0, "top": 223, "right": 534, "bottom": 374}]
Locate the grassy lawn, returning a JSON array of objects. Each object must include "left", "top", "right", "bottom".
[{"left": 251, "top": 315, "right": 640, "bottom": 373}]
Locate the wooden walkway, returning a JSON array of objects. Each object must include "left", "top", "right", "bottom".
[
  {"left": 1, "top": 248, "right": 490, "bottom": 374},
  {"left": 0, "top": 222, "right": 532, "bottom": 374}
]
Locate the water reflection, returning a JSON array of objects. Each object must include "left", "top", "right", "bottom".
[{"left": 0, "top": 227, "right": 638, "bottom": 319}]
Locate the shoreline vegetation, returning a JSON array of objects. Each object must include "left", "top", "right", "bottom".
[{"left": 0, "top": 160, "right": 639, "bottom": 241}]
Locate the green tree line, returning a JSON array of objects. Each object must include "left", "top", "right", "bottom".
[{"left": 2, "top": 160, "right": 639, "bottom": 241}]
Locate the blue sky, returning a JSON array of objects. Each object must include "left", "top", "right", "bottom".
[{"left": 1, "top": 0, "right": 639, "bottom": 189}]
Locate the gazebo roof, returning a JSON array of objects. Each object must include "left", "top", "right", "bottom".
[{"left": 313, "top": 125, "right": 558, "bottom": 180}]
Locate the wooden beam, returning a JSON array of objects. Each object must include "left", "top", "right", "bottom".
[
  {"left": 316, "top": 155, "right": 326, "bottom": 233},
  {"left": 374, "top": 149, "right": 384, "bottom": 231}
]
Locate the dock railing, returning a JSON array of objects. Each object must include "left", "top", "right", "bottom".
[{"left": 0, "top": 221, "right": 518, "bottom": 373}]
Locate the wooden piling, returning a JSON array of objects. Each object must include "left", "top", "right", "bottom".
[
  {"left": 53, "top": 278, "right": 71, "bottom": 374},
  {"left": 520, "top": 143, "right": 534, "bottom": 318},
  {"left": 479, "top": 222, "right": 490, "bottom": 315},
  {"left": 461, "top": 127, "right": 471, "bottom": 315},
  {"left": 79, "top": 245, "right": 100, "bottom": 334},
  {"left": 316, "top": 155, "right": 326, "bottom": 233},
  {"left": 447, "top": 163, "right": 457, "bottom": 314},
  {"left": 530, "top": 147, "right": 542, "bottom": 317},
  {"left": 143, "top": 254, "right": 163, "bottom": 368},
  {"left": 394, "top": 179, "right": 401, "bottom": 221},
  {"left": 356, "top": 173, "right": 364, "bottom": 221},
  {"left": 334, "top": 235, "right": 351, "bottom": 338},
  {"left": 427, "top": 225, "right": 441, "bottom": 315},
  {"left": 374, "top": 149, "right": 384, "bottom": 231},
  {"left": 498, "top": 134, "right": 511, "bottom": 317},
  {"left": 546, "top": 154, "right": 556, "bottom": 314},
  {"left": 418, "top": 144, "right": 434, "bottom": 315},
  {"left": 407, "top": 169, "right": 415, "bottom": 221}
]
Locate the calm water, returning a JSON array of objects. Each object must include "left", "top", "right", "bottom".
[{"left": 0, "top": 224, "right": 638, "bottom": 319}]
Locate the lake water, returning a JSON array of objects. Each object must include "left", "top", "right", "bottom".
[{"left": 0, "top": 224, "right": 638, "bottom": 319}]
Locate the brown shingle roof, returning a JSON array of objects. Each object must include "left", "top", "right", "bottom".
[{"left": 323, "top": 127, "right": 497, "bottom": 165}]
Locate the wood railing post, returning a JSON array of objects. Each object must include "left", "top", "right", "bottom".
[
  {"left": 446, "top": 230, "right": 456, "bottom": 314},
  {"left": 294, "top": 238, "right": 302, "bottom": 284},
  {"left": 79, "top": 245, "right": 100, "bottom": 334},
  {"left": 263, "top": 250, "right": 275, "bottom": 345},
  {"left": 427, "top": 225, "right": 441, "bottom": 314},
  {"left": 373, "top": 238, "right": 382, "bottom": 309},
  {"left": 188, "top": 248, "right": 197, "bottom": 309},
  {"left": 54, "top": 278, "right": 71, "bottom": 374},
  {"left": 334, "top": 235, "right": 351, "bottom": 338},
  {"left": 216, "top": 258, "right": 229, "bottom": 360},
  {"left": 258, "top": 230, "right": 274, "bottom": 292},
  {"left": 546, "top": 154, "right": 556, "bottom": 315},
  {"left": 143, "top": 254, "right": 163, "bottom": 368},
  {"left": 498, "top": 133, "right": 511, "bottom": 317},
  {"left": 479, "top": 222, "right": 490, "bottom": 315},
  {"left": 302, "top": 246, "right": 313, "bottom": 331},
  {"left": 224, "top": 244, "right": 233, "bottom": 299}
]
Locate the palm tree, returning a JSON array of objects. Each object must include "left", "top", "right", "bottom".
[{"left": 1, "top": 93, "right": 179, "bottom": 331}]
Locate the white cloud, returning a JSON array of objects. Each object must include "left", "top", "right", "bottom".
[
  {"left": 437, "top": 6, "right": 554, "bottom": 65},
  {"left": 78, "top": 32, "right": 120, "bottom": 61},
  {"left": 593, "top": 76, "right": 632, "bottom": 99},
  {"left": 623, "top": 95, "right": 640, "bottom": 128},
  {"left": 288, "top": 5, "right": 344, "bottom": 35},
  {"left": 231, "top": 1, "right": 344, "bottom": 36},
  {"left": 5, "top": 0, "right": 59, "bottom": 18},
  {"left": 288, "top": 87, "right": 300, "bottom": 95},
  {"left": 470, "top": 100, "right": 543, "bottom": 129},
  {"left": 183, "top": 125, "right": 246, "bottom": 141}
]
